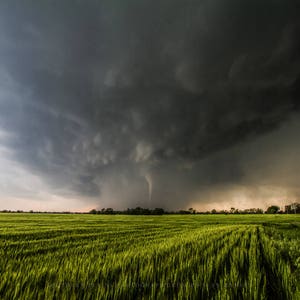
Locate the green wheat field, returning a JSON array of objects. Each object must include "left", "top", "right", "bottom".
[{"left": 0, "top": 214, "right": 299, "bottom": 299}]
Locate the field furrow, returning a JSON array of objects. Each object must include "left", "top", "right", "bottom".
[{"left": 0, "top": 214, "right": 299, "bottom": 299}]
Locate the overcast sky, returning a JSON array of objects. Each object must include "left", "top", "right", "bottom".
[{"left": 0, "top": 0, "right": 299, "bottom": 211}]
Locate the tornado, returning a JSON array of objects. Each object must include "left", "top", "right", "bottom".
[{"left": 145, "top": 174, "right": 153, "bottom": 206}]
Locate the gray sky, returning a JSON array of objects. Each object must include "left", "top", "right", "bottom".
[{"left": 0, "top": 0, "right": 299, "bottom": 211}]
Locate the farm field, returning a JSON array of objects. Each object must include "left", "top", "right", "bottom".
[{"left": 0, "top": 214, "right": 299, "bottom": 299}]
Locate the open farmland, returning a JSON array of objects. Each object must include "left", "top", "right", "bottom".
[{"left": 0, "top": 214, "right": 299, "bottom": 299}]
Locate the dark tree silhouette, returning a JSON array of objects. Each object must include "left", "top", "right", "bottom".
[{"left": 266, "top": 205, "right": 280, "bottom": 214}]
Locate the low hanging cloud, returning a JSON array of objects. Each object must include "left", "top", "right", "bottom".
[{"left": 0, "top": 0, "right": 299, "bottom": 210}]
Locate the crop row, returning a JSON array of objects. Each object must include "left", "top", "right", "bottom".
[{"left": 0, "top": 215, "right": 299, "bottom": 299}]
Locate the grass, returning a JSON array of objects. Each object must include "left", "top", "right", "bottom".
[{"left": 0, "top": 214, "right": 299, "bottom": 299}]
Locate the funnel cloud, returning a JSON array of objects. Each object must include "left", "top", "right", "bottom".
[
  {"left": 0, "top": 0, "right": 299, "bottom": 211},
  {"left": 144, "top": 174, "right": 153, "bottom": 206}
]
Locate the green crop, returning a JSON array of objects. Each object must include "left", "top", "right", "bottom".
[{"left": 0, "top": 214, "right": 299, "bottom": 299}]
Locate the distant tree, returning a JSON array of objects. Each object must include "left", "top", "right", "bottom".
[
  {"left": 144, "top": 209, "right": 151, "bottom": 215},
  {"left": 290, "top": 203, "right": 300, "bottom": 214},
  {"left": 211, "top": 209, "right": 217, "bottom": 214},
  {"left": 188, "top": 208, "right": 196, "bottom": 214},
  {"left": 284, "top": 203, "right": 300, "bottom": 214},
  {"left": 152, "top": 208, "right": 164, "bottom": 215},
  {"left": 89, "top": 209, "right": 97, "bottom": 214},
  {"left": 179, "top": 210, "right": 191, "bottom": 214},
  {"left": 104, "top": 208, "right": 114, "bottom": 214},
  {"left": 266, "top": 205, "right": 280, "bottom": 214},
  {"left": 134, "top": 207, "right": 142, "bottom": 215}
]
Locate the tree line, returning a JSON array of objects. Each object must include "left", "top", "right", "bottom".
[
  {"left": 87, "top": 204, "right": 299, "bottom": 215},
  {"left": 1, "top": 203, "right": 299, "bottom": 215}
]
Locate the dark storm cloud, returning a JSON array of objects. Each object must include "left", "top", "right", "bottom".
[{"left": 0, "top": 0, "right": 299, "bottom": 209}]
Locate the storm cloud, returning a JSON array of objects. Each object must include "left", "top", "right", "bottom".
[{"left": 0, "top": 0, "right": 299, "bottom": 210}]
